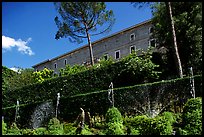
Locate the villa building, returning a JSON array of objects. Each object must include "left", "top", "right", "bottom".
[{"left": 32, "top": 19, "right": 156, "bottom": 74}]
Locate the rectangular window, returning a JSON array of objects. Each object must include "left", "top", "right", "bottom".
[
  {"left": 64, "top": 59, "right": 67, "bottom": 65},
  {"left": 130, "top": 46, "right": 135, "bottom": 53},
  {"left": 149, "top": 27, "right": 153, "bottom": 34},
  {"left": 115, "top": 50, "right": 120, "bottom": 59},
  {"left": 54, "top": 63, "right": 57, "bottom": 69},
  {"left": 104, "top": 54, "right": 108, "bottom": 60},
  {"left": 149, "top": 39, "right": 156, "bottom": 47},
  {"left": 130, "top": 33, "right": 135, "bottom": 41}
]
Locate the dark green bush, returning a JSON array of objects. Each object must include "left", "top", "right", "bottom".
[
  {"left": 47, "top": 117, "right": 64, "bottom": 135},
  {"left": 21, "top": 128, "right": 35, "bottom": 135},
  {"left": 2, "top": 120, "right": 7, "bottom": 135},
  {"left": 123, "top": 113, "right": 175, "bottom": 135},
  {"left": 105, "top": 122, "right": 125, "bottom": 135},
  {"left": 6, "top": 122, "right": 22, "bottom": 135},
  {"left": 180, "top": 97, "right": 202, "bottom": 135},
  {"left": 63, "top": 122, "right": 77, "bottom": 135},
  {"left": 33, "top": 127, "right": 48, "bottom": 135},
  {"left": 105, "top": 107, "right": 125, "bottom": 135},
  {"left": 80, "top": 124, "right": 94, "bottom": 135},
  {"left": 154, "top": 114, "right": 174, "bottom": 135},
  {"left": 105, "top": 107, "right": 123, "bottom": 124}
]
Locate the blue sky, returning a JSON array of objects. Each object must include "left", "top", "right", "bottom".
[{"left": 2, "top": 2, "right": 152, "bottom": 70}]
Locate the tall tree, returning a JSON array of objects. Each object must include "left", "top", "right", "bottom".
[
  {"left": 132, "top": 2, "right": 184, "bottom": 78},
  {"left": 165, "top": 2, "right": 183, "bottom": 78},
  {"left": 54, "top": 2, "right": 115, "bottom": 66},
  {"left": 151, "top": 2, "right": 202, "bottom": 77}
]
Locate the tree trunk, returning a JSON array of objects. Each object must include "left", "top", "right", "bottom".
[
  {"left": 84, "top": 23, "right": 94, "bottom": 66},
  {"left": 166, "top": 2, "right": 183, "bottom": 78}
]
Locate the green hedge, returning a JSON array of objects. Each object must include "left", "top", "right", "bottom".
[
  {"left": 3, "top": 51, "right": 160, "bottom": 108},
  {"left": 2, "top": 75, "right": 202, "bottom": 128}
]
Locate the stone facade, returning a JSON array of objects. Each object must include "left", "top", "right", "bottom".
[{"left": 32, "top": 19, "right": 155, "bottom": 74}]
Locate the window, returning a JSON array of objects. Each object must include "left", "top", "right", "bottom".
[
  {"left": 130, "top": 33, "right": 135, "bottom": 41},
  {"left": 104, "top": 54, "right": 108, "bottom": 60},
  {"left": 64, "top": 59, "right": 67, "bottom": 65},
  {"left": 149, "top": 27, "right": 153, "bottom": 34},
  {"left": 149, "top": 39, "right": 156, "bottom": 47},
  {"left": 115, "top": 50, "right": 120, "bottom": 59},
  {"left": 54, "top": 63, "right": 57, "bottom": 69},
  {"left": 130, "top": 46, "right": 135, "bottom": 53}
]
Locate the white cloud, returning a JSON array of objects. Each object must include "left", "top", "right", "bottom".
[{"left": 2, "top": 35, "right": 35, "bottom": 56}]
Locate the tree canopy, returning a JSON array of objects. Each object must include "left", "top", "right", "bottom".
[
  {"left": 151, "top": 2, "right": 202, "bottom": 77},
  {"left": 54, "top": 2, "right": 115, "bottom": 65}
]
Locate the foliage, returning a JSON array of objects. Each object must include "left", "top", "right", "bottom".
[
  {"left": 2, "top": 120, "right": 7, "bottom": 135},
  {"left": 59, "top": 64, "right": 87, "bottom": 76},
  {"left": 33, "top": 68, "right": 54, "bottom": 83},
  {"left": 105, "top": 122, "right": 125, "bottom": 135},
  {"left": 180, "top": 97, "right": 202, "bottom": 135},
  {"left": 33, "top": 127, "right": 48, "bottom": 135},
  {"left": 105, "top": 107, "right": 125, "bottom": 135},
  {"left": 93, "top": 55, "right": 115, "bottom": 69},
  {"left": 80, "top": 124, "right": 94, "bottom": 135},
  {"left": 118, "top": 49, "right": 161, "bottom": 83},
  {"left": 6, "top": 122, "right": 22, "bottom": 135},
  {"left": 151, "top": 2, "right": 202, "bottom": 77},
  {"left": 2, "top": 66, "right": 17, "bottom": 92},
  {"left": 3, "top": 74, "right": 202, "bottom": 127},
  {"left": 3, "top": 50, "right": 162, "bottom": 109},
  {"left": 105, "top": 107, "right": 123, "bottom": 124},
  {"left": 47, "top": 117, "right": 64, "bottom": 135},
  {"left": 4, "top": 68, "right": 36, "bottom": 91},
  {"left": 63, "top": 122, "right": 77, "bottom": 135},
  {"left": 21, "top": 128, "right": 34, "bottom": 135},
  {"left": 123, "top": 113, "right": 175, "bottom": 135}
]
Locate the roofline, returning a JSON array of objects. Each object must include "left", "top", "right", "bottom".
[
  {"left": 32, "top": 59, "right": 50, "bottom": 68},
  {"left": 32, "top": 19, "right": 152, "bottom": 68}
]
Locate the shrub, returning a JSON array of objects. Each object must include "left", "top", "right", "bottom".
[
  {"left": 105, "top": 107, "right": 123, "bottom": 124},
  {"left": 6, "top": 122, "right": 22, "bottom": 135},
  {"left": 47, "top": 117, "right": 64, "bottom": 135},
  {"left": 154, "top": 115, "right": 174, "bottom": 135},
  {"left": 33, "top": 68, "right": 54, "bottom": 83},
  {"left": 123, "top": 113, "right": 174, "bottom": 135},
  {"left": 2, "top": 120, "right": 7, "bottom": 135},
  {"left": 181, "top": 97, "right": 202, "bottom": 135},
  {"left": 80, "top": 124, "right": 94, "bottom": 135},
  {"left": 105, "top": 107, "right": 125, "bottom": 135},
  {"left": 63, "top": 122, "right": 77, "bottom": 135},
  {"left": 123, "top": 115, "right": 148, "bottom": 133},
  {"left": 33, "top": 127, "right": 48, "bottom": 135},
  {"left": 21, "top": 128, "right": 34, "bottom": 135},
  {"left": 105, "top": 122, "right": 125, "bottom": 135},
  {"left": 160, "top": 111, "right": 176, "bottom": 124}
]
